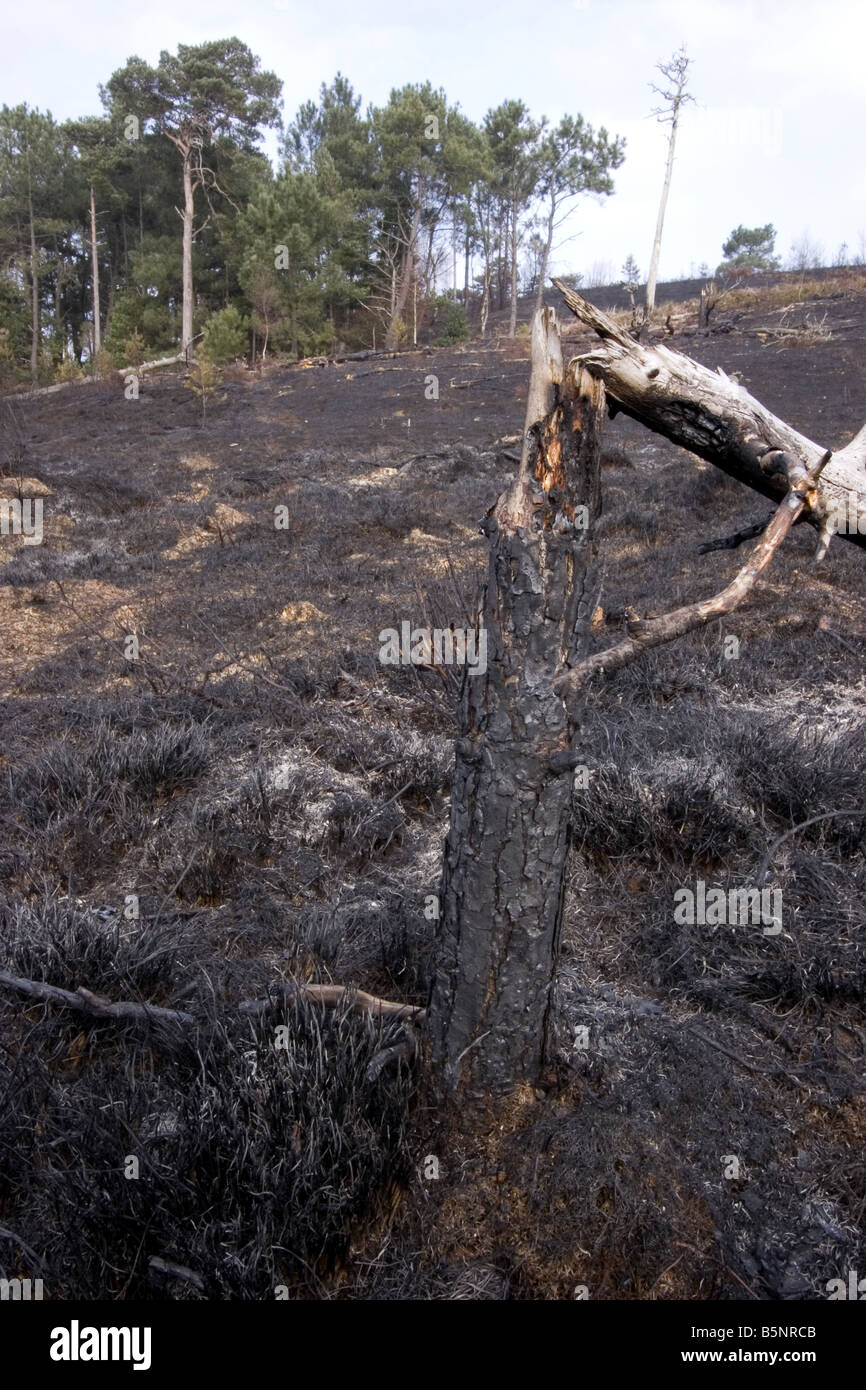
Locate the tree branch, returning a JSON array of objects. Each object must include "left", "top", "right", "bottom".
[
  {"left": 238, "top": 981, "right": 426, "bottom": 1022},
  {"left": 0, "top": 971, "right": 195, "bottom": 1026},
  {"left": 552, "top": 279, "right": 866, "bottom": 548},
  {"left": 0, "top": 970, "right": 424, "bottom": 1028},
  {"left": 554, "top": 451, "right": 831, "bottom": 702}
]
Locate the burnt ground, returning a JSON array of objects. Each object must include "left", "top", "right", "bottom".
[{"left": 0, "top": 275, "right": 864, "bottom": 1300}]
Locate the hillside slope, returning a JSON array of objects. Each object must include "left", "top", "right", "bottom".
[{"left": 0, "top": 281, "right": 864, "bottom": 1300}]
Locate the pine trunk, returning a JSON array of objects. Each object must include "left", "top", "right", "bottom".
[
  {"left": 426, "top": 308, "right": 605, "bottom": 1096},
  {"left": 645, "top": 112, "right": 679, "bottom": 318},
  {"left": 29, "top": 185, "right": 39, "bottom": 384},
  {"left": 181, "top": 149, "right": 195, "bottom": 359},
  {"left": 508, "top": 199, "right": 519, "bottom": 336},
  {"left": 535, "top": 202, "right": 555, "bottom": 314},
  {"left": 89, "top": 184, "right": 101, "bottom": 356}
]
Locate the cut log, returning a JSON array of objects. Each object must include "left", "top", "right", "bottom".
[
  {"left": 552, "top": 279, "right": 866, "bottom": 549},
  {"left": 426, "top": 307, "right": 605, "bottom": 1097}
]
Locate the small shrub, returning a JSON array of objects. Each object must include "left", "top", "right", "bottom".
[
  {"left": 55, "top": 357, "right": 83, "bottom": 383},
  {"left": 123, "top": 330, "right": 146, "bottom": 367},
  {"left": 91, "top": 347, "right": 117, "bottom": 382},
  {"left": 184, "top": 359, "right": 224, "bottom": 425},
  {"left": 431, "top": 296, "right": 469, "bottom": 345},
  {"left": 38, "top": 347, "right": 58, "bottom": 384},
  {"left": 0, "top": 328, "right": 16, "bottom": 390},
  {"left": 200, "top": 306, "right": 249, "bottom": 365}
]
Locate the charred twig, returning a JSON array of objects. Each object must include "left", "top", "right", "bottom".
[
  {"left": 0, "top": 1226, "right": 48, "bottom": 1276},
  {"left": 685, "top": 1025, "right": 812, "bottom": 1091},
  {"left": 149, "top": 846, "right": 201, "bottom": 932},
  {"left": 364, "top": 1034, "right": 419, "bottom": 1082},
  {"left": 0, "top": 969, "right": 425, "bottom": 1034},
  {"left": 148, "top": 1256, "right": 206, "bottom": 1291},
  {"left": 698, "top": 515, "right": 773, "bottom": 553},
  {"left": 238, "top": 982, "right": 426, "bottom": 1023},
  {"left": 0, "top": 970, "right": 196, "bottom": 1026},
  {"left": 756, "top": 809, "right": 866, "bottom": 885}
]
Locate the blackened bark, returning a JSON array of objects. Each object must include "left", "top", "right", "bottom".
[{"left": 427, "top": 308, "right": 605, "bottom": 1096}]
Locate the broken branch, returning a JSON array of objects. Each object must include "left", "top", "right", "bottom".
[
  {"left": 238, "top": 981, "right": 426, "bottom": 1022},
  {"left": 554, "top": 452, "right": 829, "bottom": 702},
  {"left": 0, "top": 971, "right": 195, "bottom": 1026},
  {"left": 553, "top": 279, "right": 866, "bottom": 548},
  {"left": 0, "top": 972, "right": 424, "bottom": 1029}
]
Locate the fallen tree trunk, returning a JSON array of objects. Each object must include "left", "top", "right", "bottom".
[
  {"left": 553, "top": 279, "right": 866, "bottom": 548},
  {"left": 426, "top": 307, "right": 605, "bottom": 1097},
  {"left": 14, "top": 354, "right": 187, "bottom": 401}
]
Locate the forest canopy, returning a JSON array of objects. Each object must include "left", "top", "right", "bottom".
[{"left": 0, "top": 38, "right": 625, "bottom": 383}]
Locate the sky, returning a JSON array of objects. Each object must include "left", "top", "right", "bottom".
[{"left": 2, "top": 0, "right": 864, "bottom": 284}]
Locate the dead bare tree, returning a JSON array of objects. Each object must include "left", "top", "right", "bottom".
[
  {"left": 386, "top": 206, "right": 423, "bottom": 350},
  {"left": 249, "top": 273, "right": 282, "bottom": 365},
  {"left": 365, "top": 213, "right": 421, "bottom": 349},
  {"left": 644, "top": 45, "right": 694, "bottom": 322}
]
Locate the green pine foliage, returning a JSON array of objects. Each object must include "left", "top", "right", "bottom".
[
  {"left": 200, "top": 306, "right": 249, "bottom": 364},
  {"left": 0, "top": 45, "right": 632, "bottom": 375},
  {"left": 431, "top": 295, "right": 469, "bottom": 344},
  {"left": 717, "top": 224, "right": 781, "bottom": 275}
]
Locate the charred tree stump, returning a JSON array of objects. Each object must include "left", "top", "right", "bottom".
[
  {"left": 698, "top": 282, "right": 714, "bottom": 329},
  {"left": 426, "top": 308, "right": 605, "bottom": 1096}
]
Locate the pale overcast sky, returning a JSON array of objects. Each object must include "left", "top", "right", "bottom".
[{"left": 3, "top": 0, "right": 864, "bottom": 282}]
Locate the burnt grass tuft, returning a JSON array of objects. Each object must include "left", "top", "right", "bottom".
[
  {"left": 0, "top": 905, "right": 415, "bottom": 1299},
  {"left": 1, "top": 299, "right": 866, "bottom": 1298}
]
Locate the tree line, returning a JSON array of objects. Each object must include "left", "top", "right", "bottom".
[{"left": 0, "top": 37, "right": 625, "bottom": 384}]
